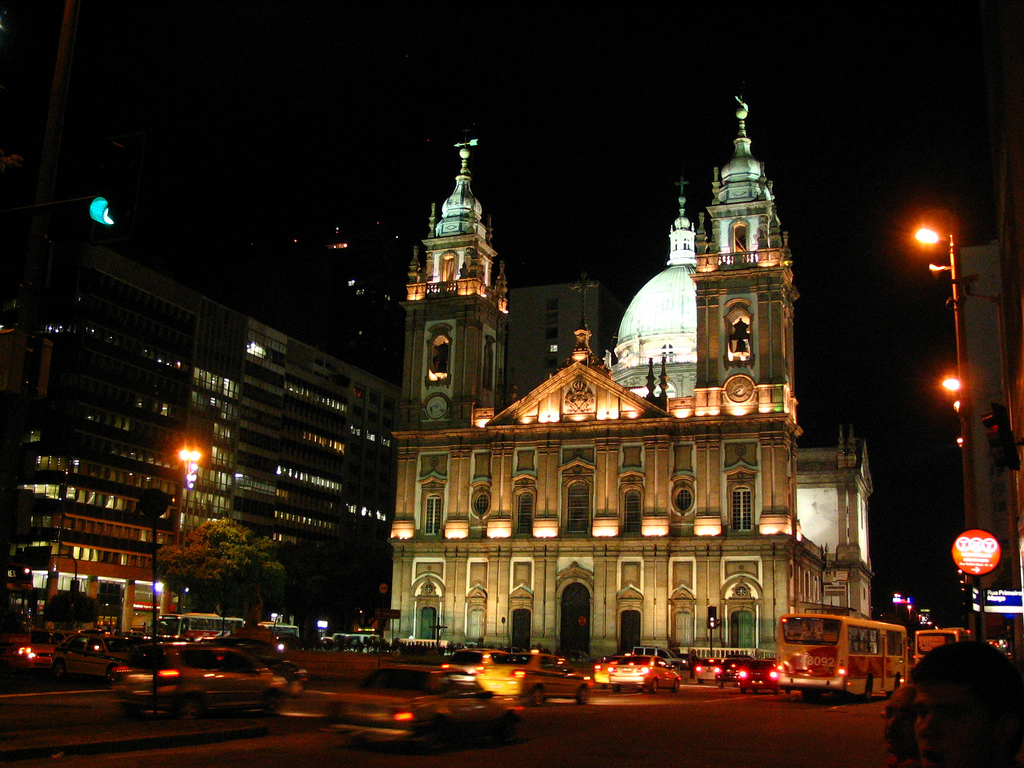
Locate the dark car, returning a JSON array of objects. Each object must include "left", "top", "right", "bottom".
[
  {"left": 114, "top": 643, "right": 286, "bottom": 718},
  {"left": 199, "top": 637, "right": 308, "bottom": 696},
  {"left": 716, "top": 656, "right": 754, "bottom": 687},
  {"left": 52, "top": 632, "right": 142, "bottom": 682},
  {"left": 734, "top": 659, "right": 781, "bottom": 694},
  {"left": 327, "top": 666, "right": 521, "bottom": 751}
]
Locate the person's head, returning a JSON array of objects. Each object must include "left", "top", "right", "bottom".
[
  {"left": 911, "top": 641, "right": 1024, "bottom": 768},
  {"left": 883, "top": 683, "right": 918, "bottom": 760}
]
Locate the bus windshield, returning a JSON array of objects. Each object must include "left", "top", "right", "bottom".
[{"left": 781, "top": 616, "right": 841, "bottom": 645}]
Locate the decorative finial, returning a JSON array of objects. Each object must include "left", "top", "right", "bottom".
[
  {"left": 454, "top": 135, "right": 478, "bottom": 175},
  {"left": 675, "top": 169, "right": 688, "bottom": 214},
  {"left": 735, "top": 95, "right": 748, "bottom": 138}
]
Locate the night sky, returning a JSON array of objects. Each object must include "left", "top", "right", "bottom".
[{"left": 0, "top": 3, "right": 996, "bottom": 625}]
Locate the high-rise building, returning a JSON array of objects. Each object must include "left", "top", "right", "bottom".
[{"left": 5, "top": 243, "right": 397, "bottom": 629}]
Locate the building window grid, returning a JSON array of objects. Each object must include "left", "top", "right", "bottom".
[
  {"left": 516, "top": 493, "right": 534, "bottom": 535},
  {"left": 624, "top": 489, "right": 642, "bottom": 533},
  {"left": 731, "top": 487, "right": 752, "bottom": 531},
  {"left": 567, "top": 482, "right": 590, "bottom": 533},
  {"left": 424, "top": 495, "right": 442, "bottom": 535}
]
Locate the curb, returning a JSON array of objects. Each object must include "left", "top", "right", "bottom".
[{"left": 0, "top": 724, "right": 268, "bottom": 763}]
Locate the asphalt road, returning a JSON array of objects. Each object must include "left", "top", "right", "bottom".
[{"left": 0, "top": 674, "right": 891, "bottom": 768}]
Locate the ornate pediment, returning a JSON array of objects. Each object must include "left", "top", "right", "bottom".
[
  {"left": 556, "top": 560, "right": 595, "bottom": 590},
  {"left": 487, "top": 362, "right": 671, "bottom": 427},
  {"left": 616, "top": 584, "right": 644, "bottom": 602}
]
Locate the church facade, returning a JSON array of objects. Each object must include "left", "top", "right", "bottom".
[{"left": 389, "top": 108, "right": 871, "bottom": 656}]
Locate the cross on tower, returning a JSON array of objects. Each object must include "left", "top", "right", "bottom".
[{"left": 570, "top": 271, "right": 598, "bottom": 328}]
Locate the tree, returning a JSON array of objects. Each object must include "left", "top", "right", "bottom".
[
  {"left": 43, "top": 592, "right": 98, "bottom": 629},
  {"left": 157, "top": 519, "right": 284, "bottom": 622}
]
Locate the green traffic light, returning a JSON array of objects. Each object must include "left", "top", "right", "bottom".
[{"left": 89, "top": 196, "right": 114, "bottom": 226}]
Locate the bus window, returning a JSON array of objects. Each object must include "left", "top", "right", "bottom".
[{"left": 781, "top": 616, "right": 841, "bottom": 644}]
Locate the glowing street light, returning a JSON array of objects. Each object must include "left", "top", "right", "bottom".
[{"left": 179, "top": 449, "right": 201, "bottom": 490}]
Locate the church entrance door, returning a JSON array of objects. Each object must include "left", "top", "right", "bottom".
[
  {"left": 560, "top": 583, "right": 590, "bottom": 656},
  {"left": 511, "top": 608, "right": 531, "bottom": 649},
  {"left": 619, "top": 610, "right": 641, "bottom": 653}
]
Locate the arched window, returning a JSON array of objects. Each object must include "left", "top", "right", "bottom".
[
  {"left": 440, "top": 252, "right": 458, "bottom": 282},
  {"left": 567, "top": 482, "right": 590, "bottom": 533},
  {"left": 732, "top": 221, "right": 748, "bottom": 253},
  {"left": 728, "top": 317, "right": 751, "bottom": 360},
  {"left": 429, "top": 335, "right": 450, "bottom": 380},
  {"left": 516, "top": 492, "right": 534, "bottom": 535},
  {"left": 731, "top": 487, "right": 752, "bottom": 531},
  {"left": 424, "top": 495, "right": 443, "bottom": 535},
  {"left": 623, "top": 489, "right": 642, "bottom": 533}
]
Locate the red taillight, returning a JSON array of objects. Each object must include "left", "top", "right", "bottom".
[
  {"left": 112, "top": 665, "right": 129, "bottom": 674},
  {"left": 639, "top": 667, "right": 650, "bottom": 674},
  {"left": 738, "top": 670, "right": 748, "bottom": 679},
  {"left": 513, "top": 669, "right": 526, "bottom": 678},
  {"left": 713, "top": 667, "right": 722, "bottom": 675},
  {"left": 594, "top": 665, "right": 602, "bottom": 672},
  {"left": 695, "top": 665, "right": 704, "bottom": 673},
  {"left": 769, "top": 671, "right": 779, "bottom": 680},
  {"left": 157, "top": 668, "right": 181, "bottom": 678},
  {"left": 475, "top": 666, "right": 484, "bottom": 673},
  {"left": 393, "top": 711, "right": 415, "bottom": 722},
  {"left": 441, "top": 663, "right": 451, "bottom": 669},
  {"left": 837, "top": 668, "right": 847, "bottom": 676}
]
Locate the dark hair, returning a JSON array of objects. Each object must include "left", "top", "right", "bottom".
[{"left": 912, "top": 641, "right": 1024, "bottom": 754}]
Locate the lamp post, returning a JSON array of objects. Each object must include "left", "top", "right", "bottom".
[{"left": 916, "top": 226, "right": 979, "bottom": 524}]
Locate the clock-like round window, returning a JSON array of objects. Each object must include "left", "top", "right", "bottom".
[
  {"left": 674, "top": 486, "right": 693, "bottom": 513},
  {"left": 473, "top": 492, "right": 490, "bottom": 516},
  {"left": 734, "top": 584, "right": 750, "bottom": 598}
]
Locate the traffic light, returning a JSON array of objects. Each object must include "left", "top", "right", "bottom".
[
  {"left": 707, "top": 606, "right": 718, "bottom": 629},
  {"left": 88, "top": 196, "right": 114, "bottom": 226},
  {"left": 89, "top": 132, "right": 146, "bottom": 242},
  {"left": 981, "top": 402, "right": 1021, "bottom": 471}
]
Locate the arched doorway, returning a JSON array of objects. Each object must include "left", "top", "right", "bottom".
[
  {"left": 730, "top": 609, "right": 754, "bottom": 648},
  {"left": 619, "top": 610, "right": 641, "bottom": 653},
  {"left": 511, "top": 608, "right": 531, "bottom": 650},
  {"left": 560, "top": 583, "right": 590, "bottom": 655},
  {"left": 418, "top": 606, "right": 437, "bottom": 640}
]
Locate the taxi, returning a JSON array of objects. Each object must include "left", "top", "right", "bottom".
[{"left": 476, "top": 650, "right": 590, "bottom": 705}]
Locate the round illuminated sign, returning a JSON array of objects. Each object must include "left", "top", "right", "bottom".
[{"left": 952, "top": 529, "right": 1001, "bottom": 575}]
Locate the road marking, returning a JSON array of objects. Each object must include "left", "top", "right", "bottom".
[{"left": 0, "top": 689, "right": 108, "bottom": 699}]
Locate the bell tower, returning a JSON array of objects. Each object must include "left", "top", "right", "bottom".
[
  {"left": 691, "top": 99, "right": 798, "bottom": 421},
  {"left": 399, "top": 140, "right": 509, "bottom": 430}
]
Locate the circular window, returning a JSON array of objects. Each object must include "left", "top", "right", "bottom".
[
  {"left": 472, "top": 492, "right": 490, "bottom": 516},
  {"left": 733, "top": 584, "right": 750, "bottom": 598},
  {"left": 674, "top": 486, "right": 693, "bottom": 512}
]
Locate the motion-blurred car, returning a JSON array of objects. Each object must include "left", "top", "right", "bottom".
[
  {"left": 200, "top": 636, "right": 308, "bottom": 696},
  {"left": 1, "top": 630, "right": 65, "bottom": 671},
  {"left": 440, "top": 648, "right": 504, "bottom": 677},
  {"left": 114, "top": 643, "right": 286, "bottom": 718},
  {"left": 52, "top": 633, "right": 142, "bottom": 682},
  {"left": 326, "top": 666, "right": 521, "bottom": 751},
  {"left": 591, "top": 655, "right": 624, "bottom": 689},
  {"left": 608, "top": 655, "right": 681, "bottom": 693},
  {"left": 733, "top": 659, "right": 781, "bottom": 694},
  {"left": 476, "top": 650, "right": 590, "bottom": 705}
]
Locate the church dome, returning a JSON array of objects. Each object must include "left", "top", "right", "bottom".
[{"left": 616, "top": 263, "right": 697, "bottom": 348}]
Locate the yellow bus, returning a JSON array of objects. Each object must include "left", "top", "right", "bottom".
[
  {"left": 913, "top": 627, "right": 971, "bottom": 665},
  {"left": 776, "top": 614, "right": 908, "bottom": 701}
]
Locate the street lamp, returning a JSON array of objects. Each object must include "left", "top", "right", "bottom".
[
  {"left": 915, "top": 224, "right": 978, "bottom": 525},
  {"left": 178, "top": 448, "right": 201, "bottom": 526}
]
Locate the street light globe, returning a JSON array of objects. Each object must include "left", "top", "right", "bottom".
[
  {"left": 915, "top": 227, "right": 942, "bottom": 244},
  {"left": 179, "top": 449, "right": 201, "bottom": 462},
  {"left": 942, "top": 377, "right": 962, "bottom": 392}
]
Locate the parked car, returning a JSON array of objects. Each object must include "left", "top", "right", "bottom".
[
  {"left": 1, "top": 630, "right": 65, "bottom": 671},
  {"left": 592, "top": 655, "right": 624, "bottom": 689},
  {"left": 476, "top": 650, "right": 590, "bottom": 705},
  {"left": 52, "top": 632, "right": 143, "bottom": 682},
  {"left": 114, "top": 643, "right": 286, "bottom": 718},
  {"left": 440, "top": 648, "right": 504, "bottom": 677},
  {"left": 733, "top": 658, "right": 781, "bottom": 694},
  {"left": 199, "top": 636, "right": 308, "bottom": 696},
  {"left": 608, "top": 655, "right": 681, "bottom": 693},
  {"left": 326, "top": 666, "right": 521, "bottom": 751}
]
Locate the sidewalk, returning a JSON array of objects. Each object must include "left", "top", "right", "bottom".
[{"left": 0, "top": 720, "right": 267, "bottom": 763}]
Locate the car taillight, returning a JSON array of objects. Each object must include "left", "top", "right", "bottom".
[
  {"left": 16, "top": 646, "right": 34, "bottom": 658},
  {"left": 738, "top": 670, "right": 748, "bottom": 679},
  {"left": 769, "top": 671, "right": 779, "bottom": 680},
  {"left": 393, "top": 711, "right": 415, "bottom": 722},
  {"left": 441, "top": 663, "right": 451, "bottom": 669},
  {"left": 475, "top": 666, "right": 484, "bottom": 673},
  {"left": 837, "top": 668, "right": 847, "bottom": 676},
  {"left": 713, "top": 667, "right": 722, "bottom": 675},
  {"left": 695, "top": 665, "right": 704, "bottom": 673},
  {"left": 594, "top": 665, "right": 602, "bottom": 672},
  {"left": 157, "top": 668, "right": 181, "bottom": 678},
  {"left": 640, "top": 667, "right": 650, "bottom": 674},
  {"left": 513, "top": 669, "right": 526, "bottom": 678}
]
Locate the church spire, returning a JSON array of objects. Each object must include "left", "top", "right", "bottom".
[
  {"left": 667, "top": 170, "right": 696, "bottom": 266},
  {"left": 435, "top": 139, "right": 486, "bottom": 239},
  {"left": 714, "top": 97, "right": 772, "bottom": 205}
]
